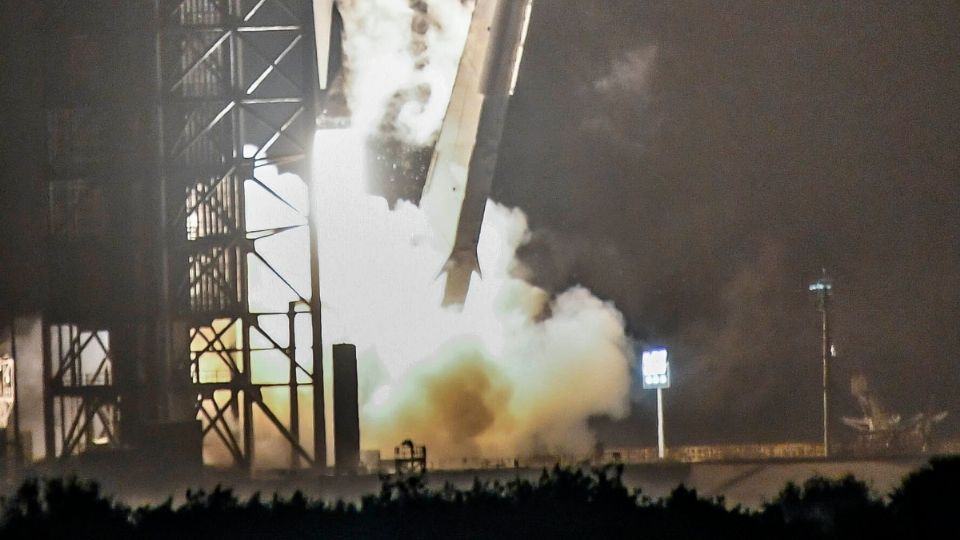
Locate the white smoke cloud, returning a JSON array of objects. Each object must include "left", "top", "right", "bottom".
[
  {"left": 314, "top": 153, "right": 634, "bottom": 457},
  {"left": 582, "top": 45, "right": 659, "bottom": 145},
  {"left": 312, "top": 0, "right": 637, "bottom": 460},
  {"left": 593, "top": 46, "right": 658, "bottom": 97},
  {"left": 337, "top": 0, "right": 473, "bottom": 144}
]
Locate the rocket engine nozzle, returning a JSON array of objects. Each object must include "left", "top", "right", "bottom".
[
  {"left": 439, "top": 247, "right": 481, "bottom": 307},
  {"left": 420, "top": 0, "right": 534, "bottom": 307}
]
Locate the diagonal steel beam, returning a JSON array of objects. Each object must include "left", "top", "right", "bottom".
[
  {"left": 247, "top": 175, "right": 305, "bottom": 217},
  {"left": 199, "top": 398, "right": 244, "bottom": 463},
  {"left": 242, "top": 105, "right": 306, "bottom": 157},
  {"left": 245, "top": 35, "right": 303, "bottom": 95},
  {"left": 250, "top": 251, "right": 309, "bottom": 304},
  {"left": 253, "top": 398, "right": 313, "bottom": 464},
  {"left": 173, "top": 101, "right": 236, "bottom": 160},
  {"left": 169, "top": 31, "right": 232, "bottom": 93},
  {"left": 53, "top": 331, "right": 97, "bottom": 384},
  {"left": 243, "top": 0, "right": 270, "bottom": 22}
]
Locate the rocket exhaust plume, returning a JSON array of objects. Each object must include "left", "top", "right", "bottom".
[{"left": 314, "top": 0, "right": 634, "bottom": 461}]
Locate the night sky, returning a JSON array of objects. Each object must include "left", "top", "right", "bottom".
[
  {"left": 2, "top": 1, "right": 959, "bottom": 448},
  {"left": 494, "top": 0, "right": 960, "bottom": 445}
]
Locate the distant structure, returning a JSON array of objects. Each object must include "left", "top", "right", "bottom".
[
  {"left": 333, "top": 344, "right": 360, "bottom": 474},
  {"left": 395, "top": 439, "right": 428, "bottom": 476},
  {"left": 842, "top": 374, "right": 948, "bottom": 455},
  {"left": 0, "top": 354, "right": 15, "bottom": 477},
  {"left": 809, "top": 270, "right": 835, "bottom": 456}
]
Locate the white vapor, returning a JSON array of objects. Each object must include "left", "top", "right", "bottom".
[
  {"left": 337, "top": 0, "right": 472, "bottom": 145},
  {"left": 313, "top": 0, "right": 635, "bottom": 461},
  {"left": 593, "top": 46, "right": 658, "bottom": 97}
]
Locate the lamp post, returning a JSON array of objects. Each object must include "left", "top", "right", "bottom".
[
  {"left": 809, "top": 272, "right": 833, "bottom": 457},
  {"left": 642, "top": 349, "right": 670, "bottom": 459}
]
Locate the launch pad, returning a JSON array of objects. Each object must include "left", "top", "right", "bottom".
[
  {"left": 1, "top": 0, "right": 954, "bottom": 484},
  {"left": 0, "top": 0, "right": 537, "bottom": 477}
]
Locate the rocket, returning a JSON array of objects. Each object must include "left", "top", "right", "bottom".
[
  {"left": 419, "top": 0, "right": 534, "bottom": 306},
  {"left": 313, "top": 0, "right": 534, "bottom": 306},
  {"left": 313, "top": 0, "right": 338, "bottom": 93},
  {"left": 313, "top": 0, "right": 350, "bottom": 127}
]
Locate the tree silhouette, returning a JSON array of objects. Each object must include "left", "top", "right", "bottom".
[
  {"left": 0, "top": 477, "right": 132, "bottom": 539},
  {"left": 762, "top": 474, "right": 889, "bottom": 539},
  {"left": 0, "top": 458, "right": 957, "bottom": 538},
  {"left": 889, "top": 457, "right": 960, "bottom": 539}
]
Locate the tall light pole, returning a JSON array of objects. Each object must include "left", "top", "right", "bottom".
[
  {"left": 642, "top": 349, "right": 670, "bottom": 459},
  {"left": 809, "top": 271, "right": 833, "bottom": 457}
]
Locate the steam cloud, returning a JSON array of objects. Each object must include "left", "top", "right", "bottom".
[
  {"left": 313, "top": 0, "right": 635, "bottom": 460},
  {"left": 336, "top": 0, "right": 472, "bottom": 145}
]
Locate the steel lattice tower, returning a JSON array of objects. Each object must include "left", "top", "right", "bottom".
[
  {"left": 35, "top": 0, "right": 325, "bottom": 472},
  {"left": 155, "top": 0, "right": 325, "bottom": 471}
]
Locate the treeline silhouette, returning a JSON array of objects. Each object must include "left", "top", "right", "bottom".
[{"left": 1, "top": 458, "right": 958, "bottom": 539}]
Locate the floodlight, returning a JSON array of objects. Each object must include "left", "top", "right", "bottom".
[
  {"left": 641, "top": 348, "right": 670, "bottom": 389},
  {"left": 639, "top": 348, "right": 671, "bottom": 459}
]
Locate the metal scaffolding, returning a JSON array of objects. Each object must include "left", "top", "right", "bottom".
[
  {"left": 44, "top": 324, "right": 119, "bottom": 458},
  {"left": 156, "top": 0, "right": 325, "bottom": 471},
  {"left": 40, "top": 1, "right": 150, "bottom": 461},
  {"left": 36, "top": 0, "right": 325, "bottom": 471}
]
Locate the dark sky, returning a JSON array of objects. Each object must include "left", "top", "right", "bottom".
[{"left": 495, "top": 0, "right": 960, "bottom": 445}]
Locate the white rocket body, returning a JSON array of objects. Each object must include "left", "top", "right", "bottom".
[
  {"left": 313, "top": 0, "right": 336, "bottom": 90},
  {"left": 312, "top": 0, "right": 534, "bottom": 306},
  {"left": 420, "top": 0, "right": 534, "bottom": 305}
]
